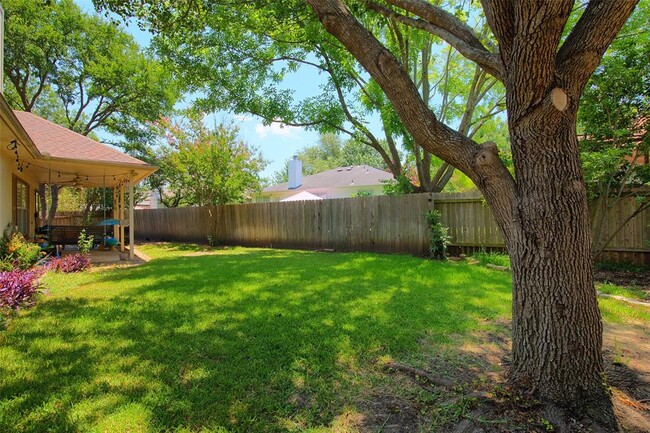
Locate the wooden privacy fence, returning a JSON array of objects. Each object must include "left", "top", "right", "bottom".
[
  {"left": 134, "top": 192, "right": 650, "bottom": 262},
  {"left": 134, "top": 192, "right": 501, "bottom": 256},
  {"left": 50, "top": 211, "right": 105, "bottom": 227}
]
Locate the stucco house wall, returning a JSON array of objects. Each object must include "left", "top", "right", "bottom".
[{"left": 0, "top": 99, "right": 40, "bottom": 236}]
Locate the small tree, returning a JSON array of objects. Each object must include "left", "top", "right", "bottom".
[
  {"left": 147, "top": 113, "right": 268, "bottom": 207},
  {"left": 77, "top": 230, "right": 94, "bottom": 254}
]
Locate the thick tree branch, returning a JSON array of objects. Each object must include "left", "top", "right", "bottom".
[
  {"left": 480, "top": 0, "right": 514, "bottom": 64},
  {"left": 501, "top": 1, "right": 574, "bottom": 123},
  {"left": 306, "top": 0, "right": 516, "bottom": 238},
  {"left": 384, "top": 0, "right": 496, "bottom": 51},
  {"left": 557, "top": 0, "right": 639, "bottom": 92},
  {"left": 28, "top": 73, "right": 48, "bottom": 112},
  {"left": 368, "top": 2, "right": 504, "bottom": 80}
]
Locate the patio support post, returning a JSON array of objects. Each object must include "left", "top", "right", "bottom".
[
  {"left": 129, "top": 172, "right": 134, "bottom": 260},
  {"left": 120, "top": 181, "right": 125, "bottom": 253},
  {"left": 113, "top": 187, "right": 118, "bottom": 241}
]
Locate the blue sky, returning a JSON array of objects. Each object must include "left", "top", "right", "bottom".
[{"left": 76, "top": 0, "right": 324, "bottom": 181}]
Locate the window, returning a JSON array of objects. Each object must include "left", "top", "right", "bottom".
[{"left": 13, "top": 178, "right": 29, "bottom": 235}]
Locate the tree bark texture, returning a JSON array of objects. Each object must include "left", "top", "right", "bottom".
[
  {"left": 506, "top": 101, "right": 610, "bottom": 419},
  {"left": 306, "top": 0, "right": 639, "bottom": 425}
]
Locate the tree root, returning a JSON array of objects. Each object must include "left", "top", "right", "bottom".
[{"left": 381, "top": 361, "right": 454, "bottom": 388}]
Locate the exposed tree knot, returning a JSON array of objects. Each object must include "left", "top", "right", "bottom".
[
  {"left": 319, "top": 13, "right": 338, "bottom": 32},
  {"left": 567, "top": 178, "right": 586, "bottom": 194},
  {"left": 376, "top": 49, "right": 394, "bottom": 76},
  {"left": 475, "top": 141, "right": 500, "bottom": 167}
]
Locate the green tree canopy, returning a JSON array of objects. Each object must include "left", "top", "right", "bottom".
[
  {"left": 146, "top": 113, "right": 268, "bottom": 207},
  {"left": 94, "top": 0, "right": 505, "bottom": 193},
  {"left": 2, "top": 0, "right": 179, "bottom": 222},
  {"left": 3, "top": 0, "right": 178, "bottom": 142},
  {"left": 578, "top": 2, "right": 650, "bottom": 256}
]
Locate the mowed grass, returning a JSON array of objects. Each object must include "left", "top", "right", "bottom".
[{"left": 0, "top": 244, "right": 645, "bottom": 432}]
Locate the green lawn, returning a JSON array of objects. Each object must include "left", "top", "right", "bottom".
[{"left": 0, "top": 244, "right": 646, "bottom": 432}]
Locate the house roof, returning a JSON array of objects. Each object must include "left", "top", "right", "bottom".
[
  {"left": 8, "top": 110, "right": 157, "bottom": 188},
  {"left": 264, "top": 165, "right": 394, "bottom": 193},
  {"left": 13, "top": 110, "right": 148, "bottom": 166}
]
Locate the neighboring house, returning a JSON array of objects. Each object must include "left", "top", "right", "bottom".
[
  {"left": 259, "top": 156, "right": 394, "bottom": 202},
  {"left": 136, "top": 190, "right": 162, "bottom": 210}
]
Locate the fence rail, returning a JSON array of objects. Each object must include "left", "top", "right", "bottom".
[{"left": 133, "top": 192, "right": 650, "bottom": 263}]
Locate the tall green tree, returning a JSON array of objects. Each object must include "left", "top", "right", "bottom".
[
  {"left": 578, "top": 2, "right": 650, "bottom": 257},
  {"left": 2, "top": 0, "right": 178, "bottom": 221},
  {"left": 146, "top": 114, "right": 267, "bottom": 207},
  {"left": 96, "top": 0, "right": 638, "bottom": 426}
]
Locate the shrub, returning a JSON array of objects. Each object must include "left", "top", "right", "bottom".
[
  {"left": 426, "top": 210, "right": 451, "bottom": 260},
  {"left": 1, "top": 232, "right": 43, "bottom": 271},
  {"left": 0, "top": 269, "right": 42, "bottom": 309},
  {"left": 77, "top": 230, "right": 94, "bottom": 254},
  {"left": 382, "top": 174, "right": 415, "bottom": 196},
  {"left": 48, "top": 254, "right": 91, "bottom": 273}
]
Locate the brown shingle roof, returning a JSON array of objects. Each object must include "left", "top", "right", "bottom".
[
  {"left": 264, "top": 165, "right": 394, "bottom": 192},
  {"left": 14, "top": 110, "right": 148, "bottom": 165}
]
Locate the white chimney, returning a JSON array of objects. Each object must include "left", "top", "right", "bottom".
[
  {"left": 288, "top": 155, "right": 302, "bottom": 189},
  {"left": 0, "top": 3, "right": 4, "bottom": 94}
]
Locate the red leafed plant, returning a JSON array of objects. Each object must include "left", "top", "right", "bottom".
[
  {"left": 0, "top": 269, "right": 42, "bottom": 310},
  {"left": 47, "top": 254, "right": 91, "bottom": 273}
]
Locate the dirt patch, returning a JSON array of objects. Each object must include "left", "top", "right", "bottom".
[
  {"left": 595, "top": 269, "right": 650, "bottom": 294},
  {"left": 359, "top": 322, "right": 650, "bottom": 432}
]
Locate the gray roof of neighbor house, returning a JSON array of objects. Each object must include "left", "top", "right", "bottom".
[{"left": 263, "top": 165, "right": 394, "bottom": 192}]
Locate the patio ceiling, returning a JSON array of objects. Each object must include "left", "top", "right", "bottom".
[{"left": 9, "top": 110, "right": 156, "bottom": 188}]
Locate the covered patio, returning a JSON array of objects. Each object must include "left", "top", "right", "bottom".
[{"left": 8, "top": 110, "right": 157, "bottom": 260}]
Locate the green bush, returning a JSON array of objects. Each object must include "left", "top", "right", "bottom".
[
  {"left": 382, "top": 174, "right": 415, "bottom": 196},
  {"left": 77, "top": 230, "right": 94, "bottom": 254},
  {"left": 0, "top": 231, "right": 43, "bottom": 271},
  {"left": 350, "top": 190, "right": 371, "bottom": 197},
  {"left": 426, "top": 210, "right": 451, "bottom": 260}
]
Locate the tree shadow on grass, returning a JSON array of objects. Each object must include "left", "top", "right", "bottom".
[{"left": 0, "top": 248, "right": 512, "bottom": 432}]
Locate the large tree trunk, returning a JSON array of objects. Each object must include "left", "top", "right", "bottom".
[
  {"left": 505, "top": 107, "right": 613, "bottom": 423},
  {"left": 48, "top": 185, "right": 60, "bottom": 225}
]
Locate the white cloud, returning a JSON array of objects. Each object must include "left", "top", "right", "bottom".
[{"left": 254, "top": 121, "right": 300, "bottom": 138}]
